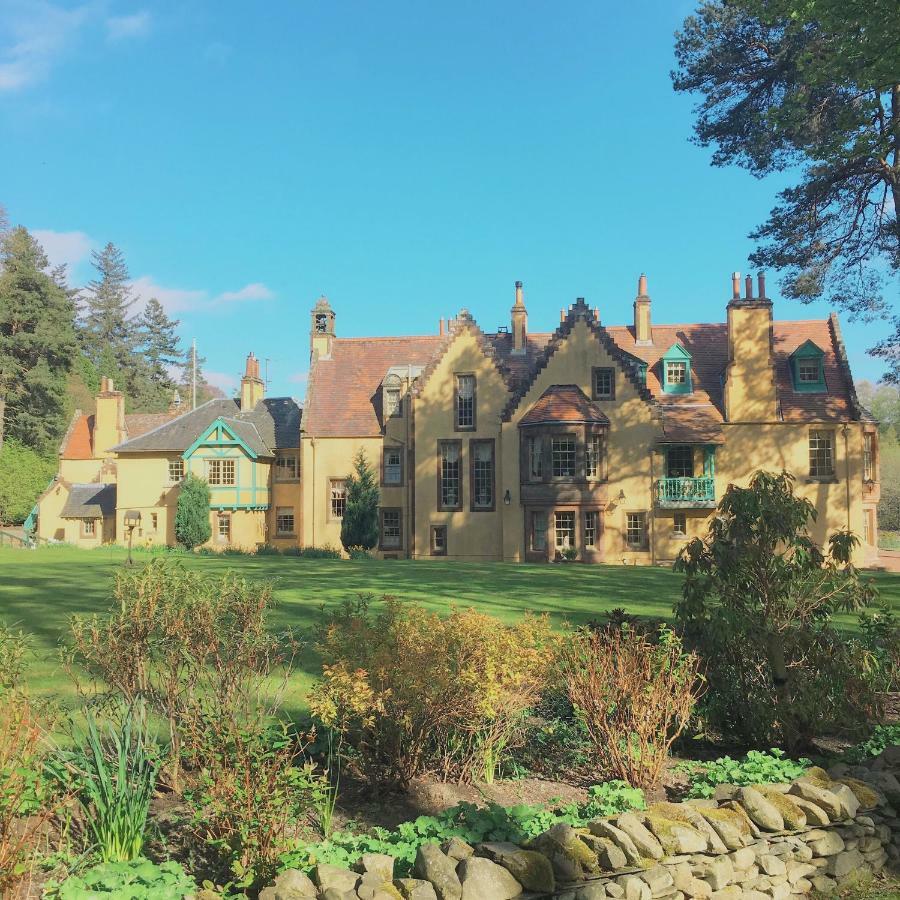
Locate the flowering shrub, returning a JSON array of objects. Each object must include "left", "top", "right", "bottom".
[{"left": 308, "top": 595, "right": 560, "bottom": 787}]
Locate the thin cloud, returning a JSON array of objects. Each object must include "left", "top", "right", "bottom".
[
  {"left": 0, "top": 1, "right": 92, "bottom": 92},
  {"left": 106, "top": 10, "right": 152, "bottom": 42},
  {"left": 215, "top": 282, "right": 274, "bottom": 304},
  {"left": 205, "top": 371, "right": 238, "bottom": 393},
  {"left": 32, "top": 228, "right": 94, "bottom": 270}
]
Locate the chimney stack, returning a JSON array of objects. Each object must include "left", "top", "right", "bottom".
[
  {"left": 439, "top": 317, "right": 446, "bottom": 336},
  {"left": 94, "top": 376, "right": 126, "bottom": 458},
  {"left": 732, "top": 272, "right": 741, "bottom": 301},
  {"left": 240, "top": 352, "right": 265, "bottom": 410},
  {"left": 633, "top": 273, "right": 652, "bottom": 345},
  {"left": 510, "top": 280, "right": 527, "bottom": 354},
  {"left": 757, "top": 271, "right": 766, "bottom": 299}
]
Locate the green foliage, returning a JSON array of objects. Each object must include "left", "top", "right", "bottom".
[
  {"left": 67, "top": 560, "right": 290, "bottom": 792},
  {"left": 675, "top": 470, "right": 878, "bottom": 748},
  {"left": 0, "top": 226, "right": 77, "bottom": 451},
  {"left": 309, "top": 595, "right": 559, "bottom": 788},
  {"left": 842, "top": 725, "right": 900, "bottom": 765},
  {"left": 346, "top": 545, "right": 373, "bottom": 560},
  {"left": 0, "top": 438, "right": 55, "bottom": 525},
  {"left": 279, "top": 783, "right": 645, "bottom": 877},
  {"left": 672, "top": 1, "right": 900, "bottom": 380},
  {"left": 45, "top": 858, "right": 196, "bottom": 899},
  {"left": 856, "top": 603, "right": 900, "bottom": 692},
  {"left": 137, "top": 298, "right": 180, "bottom": 401},
  {"left": 174, "top": 473, "right": 211, "bottom": 549},
  {"left": 684, "top": 749, "right": 810, "bottom": 799},
  {"left": 339, "top": 450, "right": 380, "bottom": 552},
  {"left": 281, "top": 545, "right": 342, "bottom": 559},
  {"left": 184, "top": 721, "right": 325, "bottom": 888},
  {"left": 51, "top": 706, "right": 159, "bottom": 863}
]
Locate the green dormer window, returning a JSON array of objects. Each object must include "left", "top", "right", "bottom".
[
  {"left": 790, "top": 340, "right": 826, "bottom": 392},
  {"left": 662, "top": 343, "right": 692, "bottom": 394}
]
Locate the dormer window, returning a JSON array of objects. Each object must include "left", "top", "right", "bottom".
[
  {"left": 384, "top": 374, "right": 402, "bottom": 419},
  {"left": 661, "top": 343, "right": 692, "bottom": 394},
  {"left": 790, "top": 341, "right": 826, "bottom": 392}
]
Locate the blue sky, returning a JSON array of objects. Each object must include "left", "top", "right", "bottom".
[{"left": 0, "top": 0, "right": 893, "bottom": 398}]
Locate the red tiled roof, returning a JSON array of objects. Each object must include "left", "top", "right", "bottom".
[
  {"left": 519, "top": 385, "right": 609, "bottom": 427},
  {"left": 60, "top": 411, "right": 178, "bottom": 459},
  {"left": 304, "top": 337, "right": 444, "bottom": 437},
  {"left": 303, "top": 312, "right": 858, "bottom": 437}
]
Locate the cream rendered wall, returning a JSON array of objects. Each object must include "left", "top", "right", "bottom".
[
  {"left": 269, "top": 467, "right": 302, "bottom": 547},
  {"left": 501, "top": 319, "right": 661, "bottom": 563},
  {"left": 716, "top": 421, "right": 867, "bottom": 564},
  {"left": 411, "top": 330, "right": 507, "bottom": 561},
  {"left": 300, "top": 436, "right": 382, "bottom": 551},
  {"left": 37, "top": 481, "right": 71, "bottom": 542},
  {"left": 58, "top": 459, "right": 107, "bottom": 483},
  {"left": 115, "top": 454, "right": 182, "bottom": 547}
]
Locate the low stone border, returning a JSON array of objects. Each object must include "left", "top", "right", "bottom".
[{"left": 260, "top": 745, "right": 900, "bottom": 900}]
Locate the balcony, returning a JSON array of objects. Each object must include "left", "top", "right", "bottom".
[{"left": 656, "top": 476, "right": 716, "bottom": 508}]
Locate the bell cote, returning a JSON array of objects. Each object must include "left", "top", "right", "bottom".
[{"left": 310, "top": 296, "right": 336, "bottom": 361}]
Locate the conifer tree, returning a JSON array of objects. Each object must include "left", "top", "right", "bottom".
[
  {"left": 0, "top": 227, "right": 77, "bottom": 451},
  {"left": 80, "top": 242, "right": 136, "bottom": 371},
  {"left": 340, "top": 449, "right": 380, "bottom": 551},
  {"left": 174, "top": 473, "right": 212, "bottom": 549},
  {"left": 139, "top": 298, "right": 181, "bottom": 390}
]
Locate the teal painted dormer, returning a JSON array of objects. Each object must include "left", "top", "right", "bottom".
[
  {"left": 661, "top": 343, "right": 693, "bottom": 394},
  {"left": 790, "top": 340, "right": 826, "bottom": 392}
]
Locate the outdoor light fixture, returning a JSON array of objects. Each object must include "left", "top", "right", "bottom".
[
  {"left": 503, "top": 489, "right": 511, "bottom": 505},
  {"left": 124, "top": 510, "right": 142, "bottom": 566},
  {"left": 617, "top": 489, "right": 626, "bottom": 501}
]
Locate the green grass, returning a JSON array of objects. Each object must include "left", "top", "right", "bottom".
[{"left": 2, "top": 545, "right": 898, "bottom": 719}]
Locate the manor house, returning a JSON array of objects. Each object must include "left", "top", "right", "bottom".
[{"left": 35, "top": 272, "right": 881, "bottom": 565}]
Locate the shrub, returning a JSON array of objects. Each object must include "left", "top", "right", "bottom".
[
  {"left": 45, "top": 858, "right": 196, "bottom": 899},
  {"left": 675, "top": 471, "right": 877, "bottom": 749},
  {"left": 339, "top": 450, "right": 379, "bottom": 552},
  {"left": 173, "top": 473, "right": 211, "bottom": 549},
  {"left": 842, "top": 725, "right": 900, "bottom": 765},
  {"left": 66, "top": 560, "right": 294, "bottom": 791},
  {"left": 282, "top": 545, "right": 342, "bottom": 559},
  {"left": 346, "top": 546, "right": 373, "bottom": 560},
  {"left": 184, "top": 719, "right": 325, "bottom": 888},
  {"left": 279, "top": 782, "right": 645, "bottom": 877},
  {"left": 562, "top": 624, "right": 702, "bottom": 791},
  {"left": 684, "top": 749, "right": 811, "bottom": 799},
  {"left": 308, "top": 595, "right": 559, "bottom": 788},
  {"left": 0, "top": 439, "right": 55, "bottom": 526},
  {"left": 856, "top": 604, "right": 900, "bottom": 692},
  {"left": 0, "top": 624, "right": 55, "bottom": 896},
  {"left": 51, "top": 706, "right": 158, "bottom": 863}
]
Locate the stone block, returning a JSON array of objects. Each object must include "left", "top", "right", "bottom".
[
  {"left": 413, "top": 844, "right": 462, "bottom": 900},
  {"left": 616, "top": 875, "right": 651, "bottom": 900},
  {"left": 456, "top": 856, "right": 522, "bottom": 900},
  {"left": 825, "top": 848, "right": 864, "bottom": 878},
  {"left": 807, "top": 831, "right": 845, "bottom": 857},
  {"left": 612, "top": 813, "right": 666, "bottom": 860},
  {"left": 395, "top": 880, "right": 439, "bottom": 900},
  {"left": 736, "top": 787, "right": 784, "bottom": 832},
  {"left": 475, "top": 842, "right": 555, "bottom": 893},
  {"left": 313, "top": 865, "right": 361, "bottom": 895},
  {"left": 757, "top": 855, "right": 785, "bottom": 877},
  {"left": 258, "top": 868, "right": 318, "bottom": 899}
]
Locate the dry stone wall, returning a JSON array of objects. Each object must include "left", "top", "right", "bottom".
[{"left": 261, "top": 746, "right": 900, "bottom": 900}]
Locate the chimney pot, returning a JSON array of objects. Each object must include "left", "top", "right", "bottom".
[
  {"left": 757, "top": 271, "right": 766, "bottom": 299},
  {"left": 560, "top": 309, "right": 565, "bottom": 323},
  {"left": 439, "top": 317, "right": 446, "bottom": 336},
  {"left": 638, "top": 273, "right": 648, "bottom": 297},
  {"left": 731, "top": 272, "right": 741, "bottom": 300},
  {"left": 745, "top": 275, "right": 753, "bottom": 300}
]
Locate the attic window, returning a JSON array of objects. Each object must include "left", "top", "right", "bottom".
[
  {"left": 383, "top": 374, "right": 402, "bottom": 420},
  {"left": 790, "top": 341, "right": 826, "bottom": 392},
  {"left": 661, "top": 343, "right": 692, "bottom": 394}
]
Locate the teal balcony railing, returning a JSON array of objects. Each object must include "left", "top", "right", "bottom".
[{"left": 656, "top": 476, "right": 716, "bottom": 505}]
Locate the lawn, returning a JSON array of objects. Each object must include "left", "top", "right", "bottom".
[{"left": 2, "top": 545, "right": 899, "bottom": 719}]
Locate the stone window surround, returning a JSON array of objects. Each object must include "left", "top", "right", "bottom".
[{"left": 520, "top": 423, "right": 609, "bottom": 485}]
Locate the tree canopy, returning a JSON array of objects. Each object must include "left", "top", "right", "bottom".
[
  {"left": 673, "top": 0, "right": 900, "bottom": 380},
  {"left": 0, "top": 227, "right": 77, "bottom": 451}
]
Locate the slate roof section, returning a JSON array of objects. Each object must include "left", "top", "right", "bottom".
[
  {"left": 519, "top": 385, "right": 610, "bottom": 427},
  {"left": 303, "top": 308, "right": 859, "bottom": 437},
  {"left": 61, "top": 483, "right": 117, "bottom": 518},
  {"left": 60, "top": 411, "right": 176, "bottom": 460},
  {"left": 112, "top": 397, "right": 302, "bottom": 455}
]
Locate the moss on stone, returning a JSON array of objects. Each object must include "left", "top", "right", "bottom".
[
  {"left": 647, "top": 803, "right": 696, "bottom": 826},
  {"left": 838, "top": 777, "right": 880, "bottom": 810},
  {"left": 696, "top": 805, "right": 752, "bottom": 837},
  {"left": 754, "top": 786, "right": 807, "bottom": 830},
  {"left": 802, "top": 766, "right": 834, "bottom": 789}
]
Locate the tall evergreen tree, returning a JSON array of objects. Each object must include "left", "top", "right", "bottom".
[
  {"left": 673, "top": 0, "right": 900, "bottom": 381},
  {"left": 340, "top": 450, "right": 380, "bottom": 552},
  {"left": 174, "top": 473, "right": 212, "bottom": 549},
  {"left": 0, "top": 227, "right": 77, "bottom": 451},
  {"left": 139, "top": 298, "right": 181, "bottom": 391},
  {"left": 80, "top": 242, "right": 136, "bottom": 370}
]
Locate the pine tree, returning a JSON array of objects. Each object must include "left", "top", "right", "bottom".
[
  {"left": 80, "top": 242, "right": 136, "bottom": 371},
  {"left": 139, "top": 298, "right": 182, "bottom": 390},
  {"left": 340, "top": 449, "right": 380, "bottom": 551},
  {"left": 174, "top": 473, "right": 212, "bottom": 549},
  {"left": 0, "top": 226, "right": 77, "bottom": 451}
]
